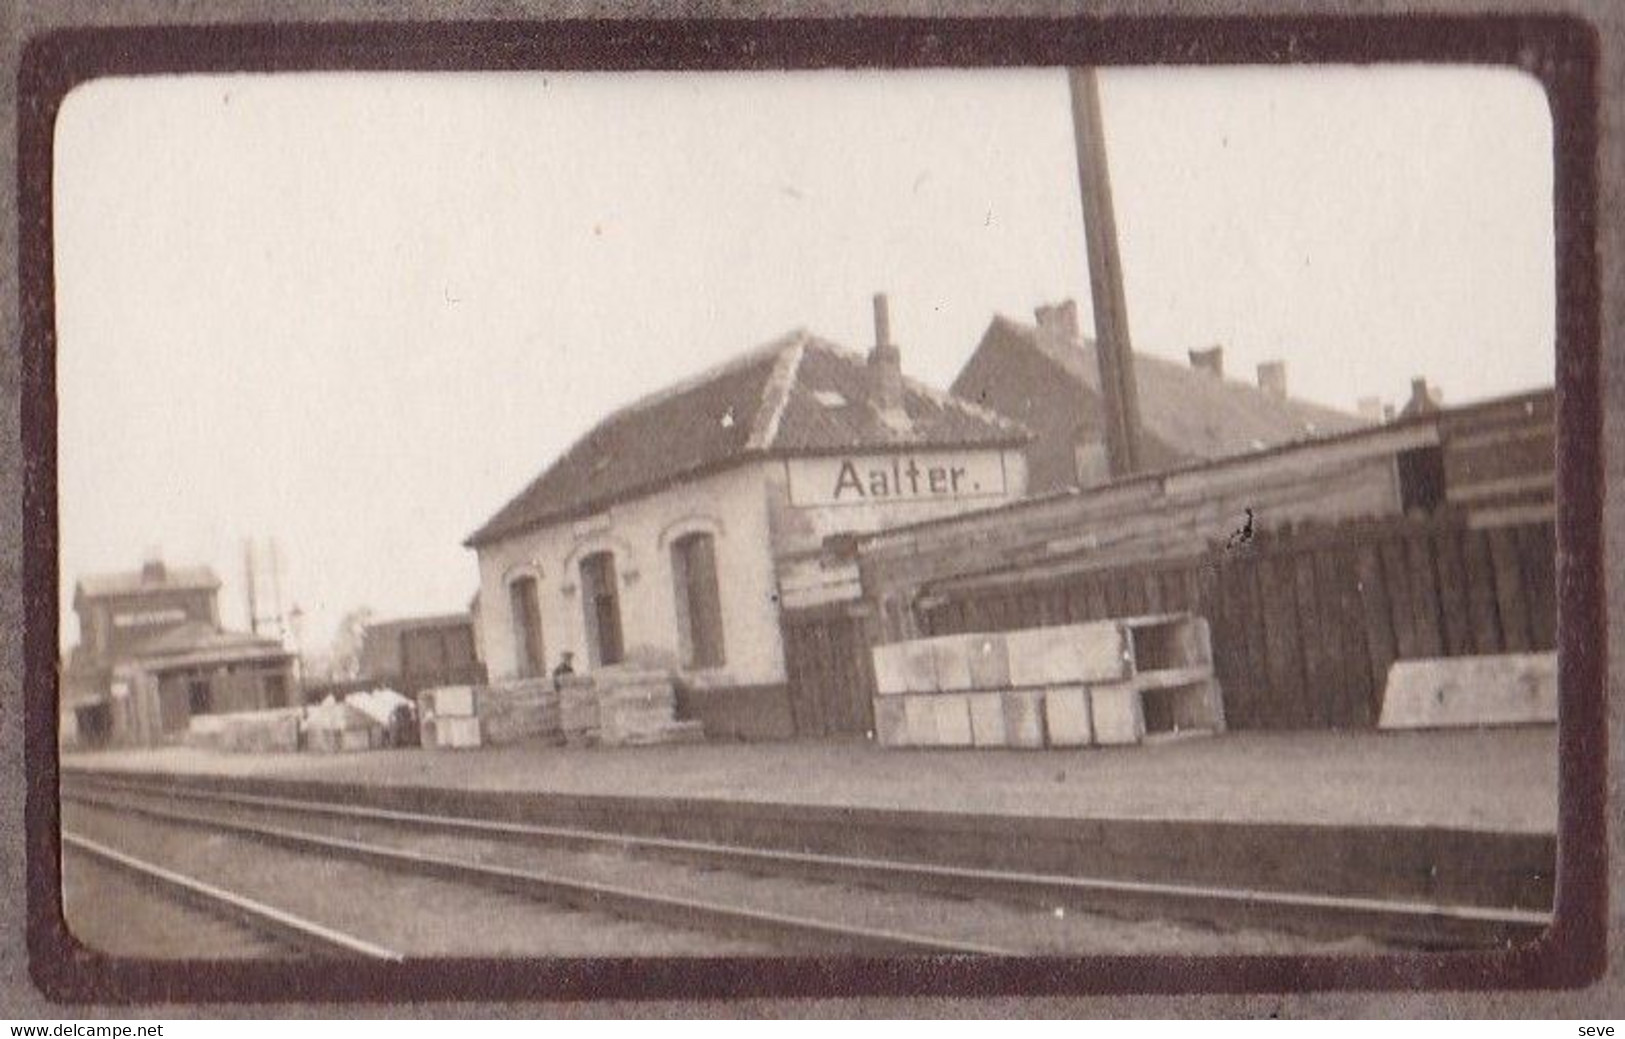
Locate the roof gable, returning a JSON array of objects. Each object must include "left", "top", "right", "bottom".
[
  {"left": 967, "top": 315, "right": 1368, "bottom": 462},
  {"left": 467, "top": 331, "right": 1027, "bottom": 547},
  {"left": 74, "top": 564, "right": 221, "bottom": 602}
]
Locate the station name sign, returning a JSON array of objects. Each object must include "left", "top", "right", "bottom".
[
  {"left": 113, "top": 607, "right": 188, "bottom": 629},
  {"left": 787, "top": 451, "right": 1008, "bottom": 508}
]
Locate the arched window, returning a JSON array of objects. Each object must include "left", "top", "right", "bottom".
[
  {"left": 579, "top": 552, "right": 624, "bottom": 667},
  {"left": 508, "top": 576, "right": 544, "bottom": 678},
  {"left": 671, "top": 532, "right": 725, "bottom": 668}
]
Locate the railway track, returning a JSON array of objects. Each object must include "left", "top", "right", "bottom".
[
  {"left": 61, "top": 771, "right": 1551, "bottom": 950},
  {"left": 62, "top": 780, "right": 1016, "bottom": 957},
  {"left": 62, "top": 831, "right": 405, "bottom": 959}
]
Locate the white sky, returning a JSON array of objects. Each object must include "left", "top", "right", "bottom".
[{"left": 53, "top": 66, "right": 1556, "bottom": 653}]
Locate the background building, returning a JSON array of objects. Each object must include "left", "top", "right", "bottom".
[
  {"left": 61, "top": 558, "right": 296, "bottom": 748},
  {"left": 952, "top": 301, "right": 1369, "bottom": 493},
  {"left": 358, "top": 612, "right": 485, "bottom": 694}
]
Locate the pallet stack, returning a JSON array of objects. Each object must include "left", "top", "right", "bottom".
[{"left": 870, "top": 613, "right": 1224, "bottom": 750}]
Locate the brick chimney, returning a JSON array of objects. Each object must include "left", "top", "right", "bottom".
[
  {"left": 1256, "top": 360, "right": 1287, "bottom": 400},
  {"left": 1188, "top": 345, "right": 1224, "bottom": 379},
  {"left": 868, "top": 293, "right": 906, "bottom": 419},
  {"left": 141, "top": 553, "right": 166, "bottom": 584},
  {"left": 1405, "top": 377, "right": 1442, "bottom": 415},
  {"left": 1034, "top": 300, "right": 1081, "bottom": 353}
]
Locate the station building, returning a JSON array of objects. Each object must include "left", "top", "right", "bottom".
[
  {"left": 465, "top": 298, "right": 1030, "bottom": 739},
  {"left": 61, "top": 558, "right": 297, "bottom": 748}
]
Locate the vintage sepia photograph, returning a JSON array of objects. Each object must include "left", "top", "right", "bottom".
[{"left": 46, "top": 57, "right": 1566, "bottom": 976}]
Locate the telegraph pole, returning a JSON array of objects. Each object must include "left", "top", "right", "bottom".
[{"left": 1068, "top": 67, "right": 1144, "bottom": 477}]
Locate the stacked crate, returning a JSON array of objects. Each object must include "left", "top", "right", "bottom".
[
  {"left": 418, "top": 685, "right": 481, "bottom": 750},
  {"left": 871, "top": 613, "right": 1223, "bottom": 749},
  {"left": 185, "top": 708, "right": 302, "bottom": 754},
  {"left": 476, "top": 677, "right": 564, "bottom": 746},
  {"left": 594, "top": 667, "right": 707, "bottom": 748},
  {"left": 558, "top": 675, "right": 601, "bottom": 746},
  {"left": 303, "top": 697, "right": 386, "bottom": 752}
]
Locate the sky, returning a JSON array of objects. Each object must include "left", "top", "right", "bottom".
[{"left": 52, "top": 66, "right": 1556, "bottom": 655}]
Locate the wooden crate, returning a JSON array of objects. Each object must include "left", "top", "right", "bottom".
[
  {"left": 967, "top": 692, "right": 1007, "bottom": 747},
  {"left": 437, "top": 715, "right": 482, "bottom": 749},
  {"left": 1378, "top": 652, "right": 1556, "bottom": 729},
  {"left": 872, "top": 641, "right": 939, "bottom": 695},
  {"left": 933, "top": 694, "right": 974, "bottom": 747},
  {"left": 1132, "top": 667, "right": 1226, "bottom": 733},
  {"left": 1001, "top": 689, "right": 1047, "bottom": 749},
  {"left": 423, "top": 685, "right": 478, "bottom": 718},
  {"left": 873, "top": 697, "right": 910, "bottom": 747},
  {"left": 1123, "top": 615, "right": 1213, "bottom": 675},
  {"left": 1006, "top": 622, "right": 1131, "bottom": 686},
  {"left": 930, "top": 636, "right": 976, "bottom": 691},
  {"left": 966, "top": 633, "right": 1011, "bottom": 689},
  {"left": 338, "top": 727, "right": 375, "bottom": 752},
  {"left": 903, "top": 695, "right": 941, "bottom": 746},
  {"left": 1090, "top": 682, "right": 1146, "bottom": 745},
  {"left": 1043, "top": 686, "right": 1094, "bottom": 747}
]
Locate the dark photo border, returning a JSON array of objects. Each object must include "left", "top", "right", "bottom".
[{"left": 17, "top": 14, "right": 1606, "bottom": 1004}]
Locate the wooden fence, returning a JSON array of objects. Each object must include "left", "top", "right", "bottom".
[
  {"left": 780, "top": 607, "right": 878, "bottom": 738},
  {"left": 918, "top": 512, "right": 1557, "bottom": 730}
]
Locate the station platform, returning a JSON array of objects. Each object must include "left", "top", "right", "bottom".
[{"left": 63, "top": 725, "right": 1557, "bottom": 835}]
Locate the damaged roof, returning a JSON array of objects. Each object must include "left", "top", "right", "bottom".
[{"left": 467, "top": 330, "right": 1027, "bottom": 547}]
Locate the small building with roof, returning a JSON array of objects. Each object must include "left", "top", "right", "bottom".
[
  {"left": 466, "top": 297, "right": 1030, "bottom": 739},
  {"left": 61, "top": 557, "right": 296, "bottom": 748},
  {"left": 359, "top": 611, "right": 486, "bottom": 694},
  {"left": 951, "top": 301, "right": 1370, "bottom": 494}
]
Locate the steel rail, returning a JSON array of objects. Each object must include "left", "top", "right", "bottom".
[
  {"left": 64, "top": 788, "right": 1015, "bottom": 957},
  {"left": 62, "top": 830, "right": 405, "bottom": 960},
  {"left": 64, "top": 771, "right": 1552, "bottom": 948}
]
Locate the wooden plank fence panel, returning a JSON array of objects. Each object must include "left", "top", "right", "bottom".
[
  {"left": 1520, "top": 521, "right": 1558, "bottom": 650},
  {"left": 1086, "top": 582, "right": 1111, "bottom": 621},
  {"left": 1432, "top": 527, "right": 1474, "bottom": 656},
  {"left": 1462, "top": 528, "right": 1504, "bottom": 654},
  {"left": 1355, "top": 543, "right": 1397, "bottom": 704},
  {"left": 1379, "top": 539, "right": 1421, "bottom": 660},
  {"left": 1292, "top": 553, "right": 1330, "bottom": 728},
  {"left": 1311, "top": 547, "right": 1352, "bottom": 728},
  {"left": 1332, "top": 545, "right": 1375, "bottom": 727},
  {"left": 1487, "top": 525, "right": 1533, "bottom": 652},
  {"left": 1258, "top": 554, "right": 1308, "bottom": 728},
  {"left": 1404, "top": 532, "right": 1446, "bottom": 659}
]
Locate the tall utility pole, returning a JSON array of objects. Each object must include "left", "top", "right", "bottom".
[
  {"left": 243, "top": 539, "right": 260, "bottom": 636},
  {"left": 1068, "top": 67, "right": 1144, "bottom": 478}
]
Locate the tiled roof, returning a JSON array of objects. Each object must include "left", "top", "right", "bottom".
[
  {"left": 969, "top": 315, "right": 1367, "bottom": 462},
  {"left": 127, "top": 621, "right": 283, "bottom": 659},
  {"left": 74, "top": 564, "right": 220, "bottom": 600},
  {"left": 364, "top": 613, "right": 473, "bottom": 638},
  {"left": 467, "top": 331, "right": 1027, "bottom": 546}
]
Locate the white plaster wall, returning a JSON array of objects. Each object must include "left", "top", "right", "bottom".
[
  {"left": 474, "top": 463, "right": 786, "bottom": 689},
  {"left": 473, "top": 449, "right": 1028, "bottom": 689}
]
